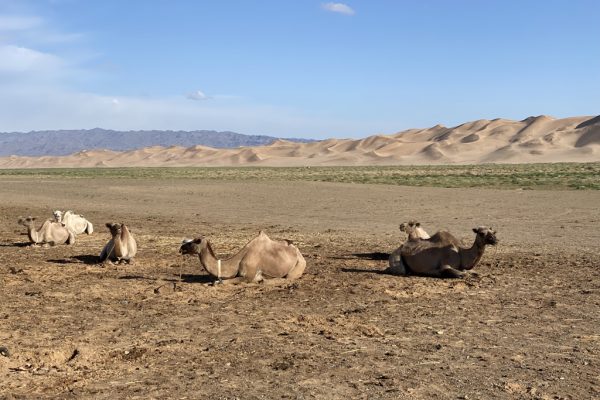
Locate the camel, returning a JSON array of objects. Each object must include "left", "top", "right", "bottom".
[
  {"left": 99, "top": 223, "right": 137, "bottom": 264},
  {"left": 53, "top": 210, "right": 94, "bottom": 235},
  {"left": 179, "top": 230, "right": 306, "bottom": 284},
  {"left": 399, "top": 220, "right": 431, "bottom": 240},
  {"left": 394, "top": 226, "right": 498, "bottom": 278},
  {"left": 388, "top": 220, "right": 432, "bottom": 275},
  {"left": 17, "top": 216, "right": 75, "bottom": 246}
]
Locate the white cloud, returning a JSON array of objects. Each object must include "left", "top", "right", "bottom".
[
  {"left": 0, "top": 44, "right": 63, "bottom": 74},
  {"left": 0, "top": 11, "right": 370, "bottom": 138},
  {"left": 0, "top": 13, "right": 85, "bottom": 45},
  {"left": 0, "top": 15, "right": 42, "bottom": 31},
  {"left": 186, "top": 90, "right": 209, "bottom": 101},
  {"left": 321, "top": 2, "right": 355, "bottom": 15}
]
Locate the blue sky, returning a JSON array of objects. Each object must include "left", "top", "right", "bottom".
[{"left": 0, "top": 0, "right": 598, "bottom": 138}]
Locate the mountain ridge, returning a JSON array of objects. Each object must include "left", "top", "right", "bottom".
[{"left": 0, "top": 128, "right": 314, "bottom": 157}]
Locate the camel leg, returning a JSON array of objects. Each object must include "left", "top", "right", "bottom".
[
  {"left": 215, "top": 277, "right": 248, "bottom": 285},
  {"left": 385, "top": 253, "right": 407, "bottom": 276},
  {"left": 67, "top": 232, "right": 75, "bottom": 245},
  {"left": 285, "top": 257, "right": 307, "bottom": 280},
  {"left": 439, "top": 265, "right": 465, "bottom": 279}
]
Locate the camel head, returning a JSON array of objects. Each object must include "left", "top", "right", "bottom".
[
  {"left": 400, "top": 220, "right": 430, "bottom": 240},
  {"left": 18, "top": 216, "right": 36, "bottom": 227},
  {"left": 105, "top": 222, "right": 122, "bottom": 238},
  {"left": 179, "top": 237, "right": 203, "bottom": 255},
  {"left": 53, "top": 210, "right": 63, "bottom": 222},
  {"left": 399, "top": 220, "right": 421, "bottom": 232},
  {"left": 472, "top": 226, "right": 498, "bottom": 246}
]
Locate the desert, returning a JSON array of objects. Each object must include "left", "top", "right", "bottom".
[
  {"left": 1, "top": 167, "right": 599, "bottom": 399},
  {"left": 2, "top": 1, "right": 600, "bottom": 398},
  {"left": 1, "top": 115, "right": 599, "bottom": 168}
]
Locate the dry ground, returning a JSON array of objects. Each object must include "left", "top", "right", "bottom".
[{"left": 0, "top": 176, "right": 599, "bottom": 399}]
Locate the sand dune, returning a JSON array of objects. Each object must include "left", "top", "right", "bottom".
[{"left": 1, "top": 115, "right": 598, "bottom": 168}]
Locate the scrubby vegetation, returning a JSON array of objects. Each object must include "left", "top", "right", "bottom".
[{"left": 1, "top": 162, "right": 598, "bottom": 190}]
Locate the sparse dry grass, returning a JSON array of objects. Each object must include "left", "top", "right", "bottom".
[{"left": 0, "top": 162, "right": 599, "bottom": 189}]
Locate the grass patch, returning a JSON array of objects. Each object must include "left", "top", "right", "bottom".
[{"left": 0, "top": 163, "right": 598, "bottom": 190}]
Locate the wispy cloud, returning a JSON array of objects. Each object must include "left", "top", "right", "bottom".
[
  {"left": 0, "top": 44, "right": 63, "bottom": 74},
  {"left": 186, "top": 90, "right": 210, "bottom": 101},
  {"left": 0, "top": 13, "right": 85, "bottom": 45},
  {"left": 321, "top": 2, "right": 355, "bottom": 16},
  {"left": 0, "top": 11, "right": 360, "bottom": 138},
  {"left": 0, "top": 15, "right": 43, "bottom": 31}
]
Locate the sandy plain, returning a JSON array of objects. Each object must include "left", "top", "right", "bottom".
[{"left": 0, "top": 173, "right": 599, "bottom": 399}]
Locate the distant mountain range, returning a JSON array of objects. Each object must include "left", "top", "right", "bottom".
[
  {"left": 0, "top": 128, "right": 314, "bottom": 157},
  {"left": 1, "top": 115, "right": 598, "bottom": 168}
]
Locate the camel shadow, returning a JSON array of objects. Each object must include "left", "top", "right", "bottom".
[
  {"left": 352, "top": 252, "right": 389, "bottom": 261},
  {"left": 119, "top": 274, "right": 214, "bottom": 284},
  {"left": 74, "top": 255, "right": 100, "bottom": 264},
  {"left": 329, "top": 252, "right": 390, "bottom": 261},
  {"left": 0, "top": 242, "right": 32, "bottom": 248},
  {"left": 341, "top": 267, "right": 388, "bottom": 275},
  {"left": 47, "top": 255, "right": 99, "bottom": 265},
  {"left": 178, "top": 274, "right": 214, "bottom": 284}
]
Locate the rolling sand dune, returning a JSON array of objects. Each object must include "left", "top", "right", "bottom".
[{"left": 1, "top": 115, "right": 598, "bottom": 168}]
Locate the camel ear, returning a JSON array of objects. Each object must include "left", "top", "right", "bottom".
[
  {"left": 473, "top": 228, "right": 478, "bottom": 233},
  {"left": 193, "top": 238, "right": 202, "bottom": 244},
  {"left": 106, "top": 223, "right": 112, "bottom": 228},
  {"left": 416, "top": 222, "right": 421, "bottom": 227},
  {"left": 31, "top": 217, "right": 37, "bottom": 221}
]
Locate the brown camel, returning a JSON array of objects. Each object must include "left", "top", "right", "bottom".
[
  {"left": 398, "top": 226, "right": 498, "bottom": 278},
  {"left": 388, "top": 220, "right": 433, "bottom": 275},
  {"left": 399, "top": 220, "right": 463, "bottom": 246},
  {"left": 18, "top": 216, "right": 75, "bottom": 246},
  {"left": 179, "top": 230, "right": 306, "bottom": 284},
  {"left": 99, "top": 223, "right": 137, "bottom": 263}
]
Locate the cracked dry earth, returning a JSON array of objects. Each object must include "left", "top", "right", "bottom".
[{"left": 0, "top": 177, "right": 599, "bottom": 399}]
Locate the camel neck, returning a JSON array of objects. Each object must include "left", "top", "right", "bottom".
[
  {"left": 27, "top": 225, "right": 39, "bottom": 243},
  {"left": 113, "top": 235, "right": 123, "bottom": 255},
  {"left": 461, "top": 239, "right": 486, "bottom": 270},
  {"left": 198, "top": 241, "right": 241, "bottom": 279}
]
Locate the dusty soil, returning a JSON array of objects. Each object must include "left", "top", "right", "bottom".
[{"left": 0, "top": 177, "right": 599, "bottom": 399}]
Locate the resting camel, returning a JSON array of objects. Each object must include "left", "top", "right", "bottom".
[
  {"left": 179, "top": 230, "right": 306, "bottom": 284},
  {"left": 399, "top": 220, "right": 431, "bottom": 240},
  {"left": 53, "top": 210, "right": 94, "bottom": 235},
  {"left": 18, "top": 216, "right": 75, "bottom": 246},
  {"left": 393, "top": 226, "right": 498, "bottom": 278},
  {"left": 388, "top": 220, "right": 432, "bottom": 274},
  {"left": 99, "top": 223, "right": 137, "bottom": 264}
]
